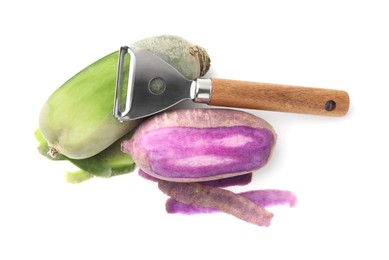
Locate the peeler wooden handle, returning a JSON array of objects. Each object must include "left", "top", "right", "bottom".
[{"left": 207, "top": 78, "right": 350, "bottom": 116}]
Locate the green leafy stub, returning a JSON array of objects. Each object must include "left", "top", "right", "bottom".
[
  {"left": 34, "top": 128, "right": 136, "bottom": 183},
  {"left": 65, "top": 170, "right": 94, "bottom": 184},
  {"left": 35, "top": 128, "right": 66, "bottom": 161}
]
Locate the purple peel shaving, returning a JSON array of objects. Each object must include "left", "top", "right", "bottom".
[
  {"left": 165, "top": 189, "right": 297, "bottom": 215},
  {"left": 140, "top": 169, "right": 296, "bottom": 225},
  {"left": 158, "top": 180, "right": 274, "bottom": 227}
]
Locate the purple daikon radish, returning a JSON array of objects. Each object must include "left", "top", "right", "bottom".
[{"left": 122, "top": 108, "right": 276, "bottom": 182}]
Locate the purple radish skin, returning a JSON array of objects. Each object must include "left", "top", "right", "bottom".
[
  {"left": 158, "top": 180, "right": 274, "bottom": 227},
  {"left": 138, "top": 169, "right": 252, "bottom": 187},
  {"left": 165, "top": 189, "right": 297, "bottom": 214}
]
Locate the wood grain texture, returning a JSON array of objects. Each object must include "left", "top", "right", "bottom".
[{"left": 209, "top": 78, "right": 350, "bottom": 116}]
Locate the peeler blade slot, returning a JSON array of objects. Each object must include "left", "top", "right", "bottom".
[{"left": 113, "top": 46, "right": 136, "bottom": 121}]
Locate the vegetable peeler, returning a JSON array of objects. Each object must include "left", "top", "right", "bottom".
[{"left": 113, "top": 46, "right": 350, "bottom": 121}]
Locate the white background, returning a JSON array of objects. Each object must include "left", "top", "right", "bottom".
[{"left": 1, "top": 0, "right": 388, "bottom": 259}]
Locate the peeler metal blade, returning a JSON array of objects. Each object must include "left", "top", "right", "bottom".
[{"left": 113, "top": 46, "right": 193, "bottom": 121}]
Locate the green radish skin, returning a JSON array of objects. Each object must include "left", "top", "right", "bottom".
[
  {"left": 132, "top": 35, "right": 210, "bottom": 79},
  {"left": 39, "top": 35, "right": 211, "bottom": 160}
]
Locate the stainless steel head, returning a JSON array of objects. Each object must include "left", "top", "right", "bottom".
[{"left": 113, "top": 46, "right": 194, "bottom": 121}]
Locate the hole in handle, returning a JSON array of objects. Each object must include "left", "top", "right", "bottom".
[{"left": 324, "top": 100, "right": 336, "bottom": 111}]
